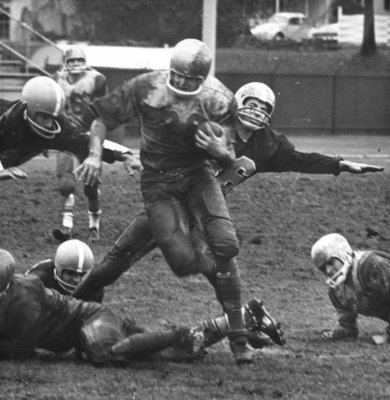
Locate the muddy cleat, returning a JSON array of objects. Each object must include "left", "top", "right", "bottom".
[
  {"left": 52, "top": 227, "right": 72, "bottom": 242},
  {"left": 89, "top": 228, "right": 100, "bottom": 242},
  {"left": 176, "top": 326, "right": 206, "bottom": 361},
  {"left": 244, "top": 298, "right": 285, "bottom": 346},
  {"left": 230, "top": 336, "right": 254, "bottom": 365}
]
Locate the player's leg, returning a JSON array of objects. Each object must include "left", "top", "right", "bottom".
[
  {"left": 83, "top": 184, "right": 101, "bottom": 242},
  {"left": 72, "top": 211, "right": 157, "bottom": 300},
  {"left": 53, "top": 151, "right": 76, "bottom": 242},
  {"left": 201, "top": 298, "right": 285, "bottom": 348},
  {"left": 109, "top": 326, "right": 205, "bottom": 362},
  {"left": 190, "top": 166, "right": 253, "bottom": 364},
  {"left": 144, "top": 192, "right": 215, "bottom": 278}
]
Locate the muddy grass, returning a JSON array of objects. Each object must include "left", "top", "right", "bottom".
[{"left": 1, "top": 142, "right": 390, "bottom": 399}]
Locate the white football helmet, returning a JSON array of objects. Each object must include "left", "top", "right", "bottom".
[
  {"left": 63, "top": 45, "right": 87, "bottom": 74},
  {"left": 0, "top": 249, "right": 15, "bottom": 293},
  {"left": 235, "top": 82, "right": 275, "bottom": 130},
  {"left": 21, "top": 76, "right": 65, "bottom": 139},
  {"left": 311, "top": 233, "right": 354, "bottom": 288},
  {"left": 167, "top": 38, "right": 212, "bottom": 97},
  {"left": 54, "top": 239, "right": 95, "bottom": 293}
]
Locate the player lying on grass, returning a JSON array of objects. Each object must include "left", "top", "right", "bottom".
[
  {"left": 72, "top": 82, "right": 383, "bottom": 305},
  {"left": 24, "top": 238, "right": 284, "bottom": 350},
  {"left": 0, "top": 249, "right": 283, "bottom": 365},
  {"left": 312, "top": 233, "right": 390, "bottom": 345}
]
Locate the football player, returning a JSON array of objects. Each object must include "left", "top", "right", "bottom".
[
  {"left": 53, "top": 46, "right": 109, "bottom": 242},
  {"left": 312, "top": 233, "right": 390, "bottom": 345},
  {"left": 75, "top": 38, "right": 254, "bottom": 365},
  {"left": 0, "top": 76, "right": 139, "bottom": 216},
  {"left": 72, "top": 81, "right": 382, "bottom": 332},
  {"left": 0, "top": 249, "right": 282, "bottom": 364},
  {"left": 25, "top": 239, "right": 104, "bottom": 303}
]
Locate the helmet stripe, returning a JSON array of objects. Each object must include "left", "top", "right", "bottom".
[
  {"left": 77, "top": 241, "right": 85, "bottom": 273},
  {"left": 52, "top": 81, "right": 64, "bottom": 116}
]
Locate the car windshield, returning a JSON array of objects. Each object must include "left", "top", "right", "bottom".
[{"left": 269, "top": 15, "right": 289, "bottom": 24}]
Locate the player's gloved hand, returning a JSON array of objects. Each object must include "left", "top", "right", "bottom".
[
  {"left": 122, "top": 153, "right": 143, "bottom": 177},
  {"left": 0, "top": 167, "right": 28, "bottom": 180},
  {"left": 74, "top": 156, "right": 102, "bottom": 186},
  {"left": 339, "top": 160, "right": 384, "bottom": 174},
  {"left": 0, "top": 100, "right": 27, "bottom": 130}
]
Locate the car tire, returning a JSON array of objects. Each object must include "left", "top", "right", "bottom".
[{"left": 273, "top": 32, "right": 284, "bottom": 41}]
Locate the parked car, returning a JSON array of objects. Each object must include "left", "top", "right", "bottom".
[
  {"left": 250, "top": 12, "right": 314, "bottom": 42},
  {"left": 309, "top": 23, "right": 339, "bottom": 42}
]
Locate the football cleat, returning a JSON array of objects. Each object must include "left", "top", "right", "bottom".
[
  {"left": 230, "top": 337, "right": 254, "bottom": 365},
  {"left": 89, "top": 228, "right": 100, "bottom": 242},
  {"left": 52, "top": 227, "right": 72, "bottom": 242},
  {"left": 244, "top": 299, "right": 285, "bottom": 346}
]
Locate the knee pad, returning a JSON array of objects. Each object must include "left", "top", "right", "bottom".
[
  {"left": 206, "top": 218, "right": 239, "bottom": 259},
  {"left": 80, "top": 313, "right": 123, "bottom": 365},
  {"left": 158, "top": 234, "right": 197, "bottom": 277}
]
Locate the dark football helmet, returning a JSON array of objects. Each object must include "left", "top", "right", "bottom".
[
  {"left": 63, "top": 45, "right": 87, "bottom": 74},
  {"left": 167, "top": 38, "right": 212, "bottom": 96}
]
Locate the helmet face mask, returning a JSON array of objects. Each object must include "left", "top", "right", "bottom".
[
  {"left": 167, "top": 39, "right": 212, "bottom": 97},
  {"left": 235, "top": 82, "right": 276, "bottom": 130},
  {"left": 21, "top": 76, "right": 65, "bottom": 139},
  {"left": 311, "top": 233, "right": 354, "bottom": 289},
  {"left": 63, "top": 46, "right": 87, "bottom": 74},
  {"left": 54, "top": 239, "right": 94, "bottom": 293}
]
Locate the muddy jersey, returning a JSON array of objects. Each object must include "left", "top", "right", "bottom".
[
  {"left": 329, "top": 250, "right": 390, "bottom": 328},
  {"left": 0, "top": 102, "right": 122, "bottom": 168},
  {"left": 93, "top": 71, "right": 237, "bottom": 171},
  {"left": 26, "top": 259, "right": 104, "bottom": 303},
  {"left": 0, "top": 274, "right": 102, "bottom": 357},
  {"left": 54, "top": 68, "right": 107, "bottom": 132}
]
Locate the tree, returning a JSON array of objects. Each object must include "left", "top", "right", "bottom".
[{"left": 360, "top": 0, "right": 377, "bottom": 56}]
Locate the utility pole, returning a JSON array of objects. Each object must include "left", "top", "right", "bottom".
[
  {"left": 202, "top": 0, "right": 217, "bottom": 76},
  {"left": 275, "top": 0, "right": 280, "bottom": 13}
]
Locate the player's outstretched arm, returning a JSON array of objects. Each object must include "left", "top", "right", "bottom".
[
  {"left": 75, "top": 118, "right": 106, "bottom": 186},
  {"left": 339, "top": 160, "right": 384, "bottom": 174}
]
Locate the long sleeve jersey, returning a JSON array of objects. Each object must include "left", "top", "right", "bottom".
[
  {"left": 93, "top": 71, "right": 237, "bottom": 172},
  {"left": 0, "top": 274, "right": 102, "bottom": 358}
]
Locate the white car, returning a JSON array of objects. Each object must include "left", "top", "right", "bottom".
[
  {"left": 250, "top": 12, "right": 314, "bottom": 42},
  {"left": 309, "top": 23, "right": 339, "bottom": 42}
]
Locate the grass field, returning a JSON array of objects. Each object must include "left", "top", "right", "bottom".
[{"left": 1, "top": 135, "right": 390, "bottom": 400}]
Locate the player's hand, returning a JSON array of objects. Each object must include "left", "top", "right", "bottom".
[
  {"left": 195, "top": 122, "right": 227, "bottom": 159},
  {"left": 0, "top": 167, "right": 28, "bottom": 180},
  {"left": 122, "top": 153, "right": 143, "bottom": 177},
  {"left": 0, "top": 100, "right": 27, "bottom": 129},
  {"left": 339, "top": 160, "right": 384, "bottom": 174},
  {"left": 74, "top": 156, "right": 102, "bottom": 186}
]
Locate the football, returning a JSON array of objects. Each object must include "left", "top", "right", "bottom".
[{"left": 197, "top": 121, "right": 225, "bottom": 138}]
